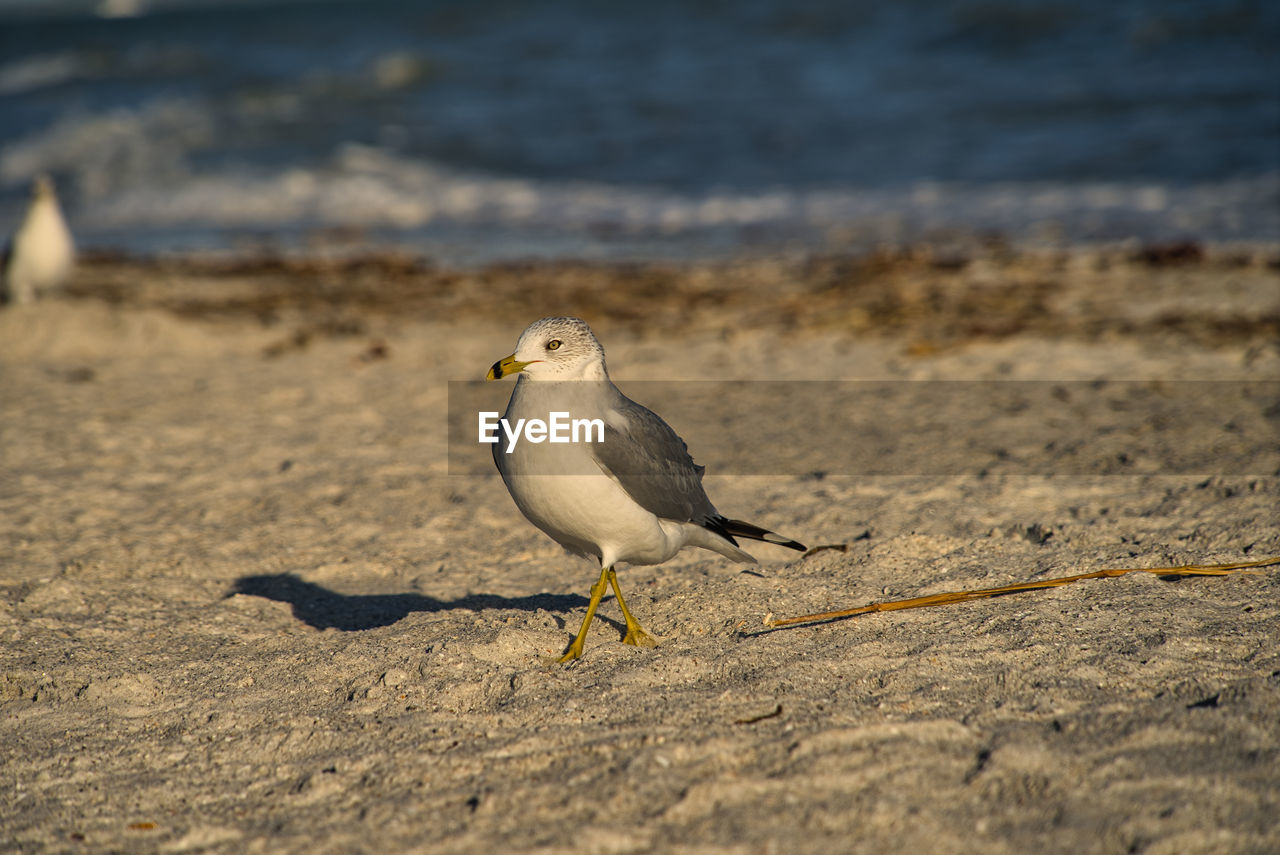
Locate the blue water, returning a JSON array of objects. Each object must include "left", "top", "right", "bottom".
[{"left": 1, "top": 0, "right": 1277, "bottom": 260}]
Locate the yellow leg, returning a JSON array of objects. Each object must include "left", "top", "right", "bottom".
[
  {"left": 557, "top": 565, "right": 611, "bottom": 663},
  {"left": 608, "top": 568, "right": 659, "bottom": 648}
]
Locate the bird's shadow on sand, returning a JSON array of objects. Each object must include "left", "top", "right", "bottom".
[{"left": 229, "top": 573, "right": 589, "bottom": 632}]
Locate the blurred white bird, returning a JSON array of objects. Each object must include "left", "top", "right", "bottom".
[{"left": 3, "top": 175, "right": 76, "bottom": 305}]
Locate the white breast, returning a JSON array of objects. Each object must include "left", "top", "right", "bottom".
[{"left": 496, "top": 380, "right": 687, "bottom": 567}]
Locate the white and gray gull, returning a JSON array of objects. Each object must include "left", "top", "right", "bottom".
[
  {"left": 486, "top": 316, "right": 805, "bottom": 662},
  {"left": 2, "top": 175, "right": 75, "bottom": 306}
]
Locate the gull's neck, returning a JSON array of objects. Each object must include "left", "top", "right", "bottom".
[{"left": 577, "top": 358, "right": 609, "bottom": 382}]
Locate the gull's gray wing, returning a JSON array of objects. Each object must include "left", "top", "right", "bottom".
[{"left": 591, "top": 393, "right": 717, "bottom": 524}]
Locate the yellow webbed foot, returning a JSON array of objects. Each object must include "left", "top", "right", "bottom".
[
  {"left": 621, "top": 626, "right": 661, "bottom": 648},
  {"left": 555, "top": 641, "right": 586, "bottom": 663},
  {"left": 608, "top": 568, "right": 662, "bottom": 649}
]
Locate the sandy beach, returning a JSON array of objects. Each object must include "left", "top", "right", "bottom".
[{"left": 2, "top": 244, "right": 1279, "bottom": 853}]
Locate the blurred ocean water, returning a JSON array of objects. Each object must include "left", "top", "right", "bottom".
[{"left": 0, "top": 0, "right": 1276, "bottom": 260}]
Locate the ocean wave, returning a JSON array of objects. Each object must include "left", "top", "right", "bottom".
[
  {"left": 0, "top": 98, "right": 214, "bottom": 198},
  {"left": 77, "top": 151, "right": 1280, "bottom": 243},
  {"left": 0, "top": 51, "right": 86, "bottom": 95},
  {"left": 2, "top": 98, "right": 1276, "bottom": 257}
]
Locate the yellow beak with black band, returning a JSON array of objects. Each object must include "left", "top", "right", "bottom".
[{"left": 486, "top": 354, "right": 534, "bottom": 381}]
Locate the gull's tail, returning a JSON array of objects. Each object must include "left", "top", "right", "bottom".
[{"left": 718, "top": 518, "right": 807, "bottom": 552}]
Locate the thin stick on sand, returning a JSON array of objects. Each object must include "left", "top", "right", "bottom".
[{"left": 763, "top": 555, "right": 1280, "bottom": 629}]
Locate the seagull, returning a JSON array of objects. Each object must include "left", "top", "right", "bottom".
[
  {"left": 486, "top": 316, "right": 806, "bottom": 662},
  {"left": 2, "top": 174, "right": 76, "bottom": 306}
]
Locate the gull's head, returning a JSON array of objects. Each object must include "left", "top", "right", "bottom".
[
  {"left": 486, "top": 317, "right": 607, "bottom": 381},
  {"left": 32, "top": 174, "right": 56, "bottom": 200}
]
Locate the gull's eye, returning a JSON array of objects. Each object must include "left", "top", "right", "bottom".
[{"left": 547, "top": 340, "right": 562, "bottom": 351}]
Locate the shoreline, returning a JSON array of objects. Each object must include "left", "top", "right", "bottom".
[{"left": 52, "top": 240, "right": 1280, "bottom": 347}]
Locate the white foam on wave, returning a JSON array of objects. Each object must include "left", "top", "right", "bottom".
[
  {"left": 0, "top": 51, "right": 86, "bottom": 95},
  {"left": 3, "top": 97, "right": 1277, "bottom": 254},
  {"left": 87, "top": 154, "right": 1276, "bottom": 247},
  {"left": 1, "top": 98, "right": 213, "bottom": 199}
]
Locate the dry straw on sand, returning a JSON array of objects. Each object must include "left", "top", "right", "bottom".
[{"left": 765, "top": 555, "right": 1280, "bottom": 628}]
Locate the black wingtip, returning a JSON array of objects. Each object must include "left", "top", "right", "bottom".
[
  {"left": 720, "top": 518, "right": 807, "bottom": 552},
  {"left": 700, "top": 517, "right": 740, "bottom": 546}
]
